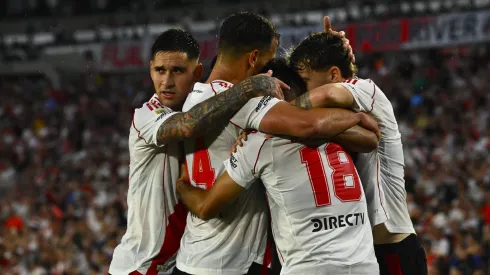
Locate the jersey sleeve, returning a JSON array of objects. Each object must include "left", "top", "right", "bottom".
[
  {"left": 223, "top": 134, "right": 270, "bottom": 189},
  {"left": 132, "top": 105, "right": 179, "bottom": 147},
  {"left": 339, "top": 79, "right": 376, "bottom": 113},
  {"left": 182, "top": 90, "right": 214, "bottom": 112},
  {"left": 183, "top": 81, "right": 232, "bottom": 112},
  {"left": 229, "top": 96, "right": 282, "bottom": 130}
]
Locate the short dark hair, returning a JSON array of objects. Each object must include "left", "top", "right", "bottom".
[
  {"left": 151, "top": 29, "right": 200, "bottom": 60},
  {"left": 218, "top": 12, "right": 279, "bottom": 56},
  {"left": 260, "top": 58, "right": 307, "bottom": 101},
  {"left": 289, "top": 32, "right": 356, "bottom": 78}
]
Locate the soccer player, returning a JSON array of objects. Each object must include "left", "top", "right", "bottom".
[
  {"left": 175, "top": 12, "right": 379, "bottom": 275},
  {"left": 109, "top": 29, "right": 285, "bottom": 275},
  {"left": 288, "top": 31, "right": 428, "bottom": 275},
  {"left": 175, "top": 61, "right": 380, "bottom": 274}
]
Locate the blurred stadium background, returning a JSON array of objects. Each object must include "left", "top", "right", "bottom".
[{"left": 0, "top": 0, "right": 489, "bottom": 274}]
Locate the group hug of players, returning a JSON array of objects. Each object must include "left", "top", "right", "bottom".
[{"left": 108, "top": 11, "right": 428, "bottom": 275}]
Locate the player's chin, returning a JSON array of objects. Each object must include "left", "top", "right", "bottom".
[{"left": 160, "top": 98, "right": 185, "bottom": 110}]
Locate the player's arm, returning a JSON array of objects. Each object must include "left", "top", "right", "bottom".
[
  {"left": 288, "top": 83, "right": 379, "bottom": 152},
  {"left": 176, "top": 172, "right": 244, "bottom": 220},
  {"left": 331, "top": 126, "right": 378, "bottom": 153},
  {"left": 156, "top": 75, "right": 282, "bottom": 145},
  {"left": 258, "top": 102, "right": 378, "bottom": 140},
  {"left": 177, "top": 135, "right": 265, "bottom": 220},
  {"left": 290, "top": 83, "right": 354, "bottom": 110}
]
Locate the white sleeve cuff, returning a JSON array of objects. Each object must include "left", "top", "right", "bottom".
[{"left": 152, "top": 111, "right": 180, "bottom": 147}]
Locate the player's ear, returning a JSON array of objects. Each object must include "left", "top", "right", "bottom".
[
  {"left": 248, "top": 50, "right": 259, "bottom": 69},
  {"left": 193, "top": 63, "right": 203, "bottom": 82},
  {"left": 328, "top": 66, "right": 342, "bottom": 82}
]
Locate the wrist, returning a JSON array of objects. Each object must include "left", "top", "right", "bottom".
[
  {"left": 250, "top": 75, "right": 274, "bottom": 98},
  {"left": 355, "top": 112, "right": 364, "bottom": 124},
  {"left": 176, "top": 179, "right": 186, "bottom": 193},
  {"left": 249, "top": 76, "right": 264, "bottom": 98}
]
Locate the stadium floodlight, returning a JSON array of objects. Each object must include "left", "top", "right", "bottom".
[
  {"left": 414, "top": 2, "right": 427, "bottom": 13},
  {"left": 362, "top": 6, "right": 373, "bottom": 19},
  {"left": 474, "top": 0, "right": 490, "bottom": 8},
  {"left": 400, "top": 2, "right": 411, "bottom": 14},
  {"left": 429, "top": 1, "right": 442, "bottom": 12},
  {"left": 374, "top": 3, "right": 388, "bottom": 16},
  {"left": 442, "top": 0, "right": 455, "bottom": 10}
]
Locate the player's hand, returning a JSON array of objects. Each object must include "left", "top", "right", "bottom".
[
  {"left": 176, "top": 176, "right": 190, "bottom": 193},
  {"left": 260, "top": 70, "right": 288, "bottom": 100},
  {"left": 180, "top": 163, "right": 189, "bottom": 182},
  {"left": 358, "top": 112, "right": 381, "bottom": 140},
  {"left": 323, "top": 16, "right": 355, "bottom": 63},
  {"left": 231, "top": 130, "right": 250, "bottom": 155}
]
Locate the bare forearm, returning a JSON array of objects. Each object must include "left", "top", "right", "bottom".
[
  {"left": 332, "top": 125, "right": 378, "bottom": 153},
  {"left": 176, "top": 181, "right": 209, "bottom": 219},
  {"left": 259, "top": 103, "right": 362, "bottom": 140},
  {"left": 291, "top": 92, "right": 314, "bottom": 109},
  {"left": 310, "top": 109, "right": 362, "bottom": 139},
  {"left": 157, "top": 75, "right": 277, "bottom": 144},
  {"left": 291, "top": 84, "right": 354, "bottom": 110}
]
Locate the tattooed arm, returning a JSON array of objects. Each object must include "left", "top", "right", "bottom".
[
  {"left": 156, "top": 75, "right": 278, "bottom": 145},
  {"left": 258, "top": 103, "right": 370, "bottom": 140},
  {"left": 291, "top": 91, "right": 313, "bottom": 110},
  {"left": 290, "top": 83, "right": 354, "bottom": 110},
  {"left": 288, "top": 83, "right": 378, "bottom": 152}
]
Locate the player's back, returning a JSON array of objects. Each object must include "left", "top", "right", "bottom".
[
  {"left": 177, "top": 81, "right": 280, "bottom": 274},
  {"left": 229, "top": 133, "right": 378, "bottom": 274},
  {"left": 110, "top": 95, "right": 187, "bottom": 275},
  {"left": 341, "top": 78, "right": 414, "bottom": 233}
]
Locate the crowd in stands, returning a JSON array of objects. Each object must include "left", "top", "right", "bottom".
[
  {"left": 1, "top": 0, "right": 486, "bottom": 21},
  {"left": 0, "top": 42, "right": 489, "bottom": 274},
  {"left": 1, "top": 0, "right": 488, "bottom": 37},
  {"left": 2, "top": 0, "right": 489, "bottom": 64}
]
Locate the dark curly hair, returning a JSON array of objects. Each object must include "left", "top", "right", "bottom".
[
  {"left": 288, "top": 32, "right": 356, "bottom": 78},
  {"left": 260, "top": 58, "right": 307, "bottom": 101}
]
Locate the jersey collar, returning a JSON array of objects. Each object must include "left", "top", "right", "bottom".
[{"left": 209, "top": 80, "right": 234, "bottom": 94}]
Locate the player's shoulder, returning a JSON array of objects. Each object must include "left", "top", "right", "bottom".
[
  {"left": 342, "top": 78, "right": 387, "bottom": 98},
  {"left": 343, "top": 78, "right": 376, "bottom": 88},
  {"left": 210, "top": 80, "right": 233, "bottom": 93},
  {"left": 183, "top": 80, "right": 234, "bottom": 111},
  {"left": 190, "top": 82, "right": 217, "bottom": 96},
  {"left": 133, "top": 95, "right": 173, "bottom": 128}
]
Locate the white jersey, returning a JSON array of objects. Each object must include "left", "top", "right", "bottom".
[
  {"left": 224, "top": 133, "right": 378, "bottom": 275},
  {"left": 340, "top": 78, "right": 415, "bottom": 234},
  {"left": 177, "top": 80, "right": 282, "bottom": 274},
  {"left": 110, "top": 94, "right": 187, "bottom": 275}
]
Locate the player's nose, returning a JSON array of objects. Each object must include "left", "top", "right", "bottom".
[{"left": 160, "top": 73, "right": 175, "bottom": 89}]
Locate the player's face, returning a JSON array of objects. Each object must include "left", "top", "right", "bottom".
[
  {"left": 150, "top": 51, "right": 203, "bottom": 110},
  {"left": 247, "top": 38, "right": 279, "bottom": 77},
  {"left": 297, "top": 69, "right": 332, "bottom": 91},
  {"left": 297, "top": 66, "right": 342, "bottom": 91}
]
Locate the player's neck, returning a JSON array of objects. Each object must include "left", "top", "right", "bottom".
[
  {"left": 206, "top": 61, "right": 248, "bottom": 85},
  {"left": 173, "top": 104, "right": 184, "bottom": 112}
]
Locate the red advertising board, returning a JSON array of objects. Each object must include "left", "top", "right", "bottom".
[{"left": 41, "top": 10, "right": 490, "bottom": 72}]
